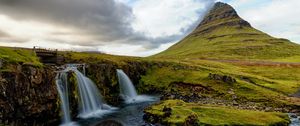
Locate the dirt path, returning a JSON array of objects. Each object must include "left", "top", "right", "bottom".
[{"left": 200, "top": 59, "right": 300, "bottom": 67}]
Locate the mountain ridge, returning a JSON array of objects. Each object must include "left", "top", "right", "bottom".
[{"left": 154, "top": 2, "right": 300, "bottom": 61}]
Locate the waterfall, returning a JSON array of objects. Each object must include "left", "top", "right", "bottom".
[
  {"left": 56, "top": 65, "right": 115, "bottom": 124},
  {"left": 117, "top": 69, "right": 157, "bottom": 104},
  {"left": 55, "top": 72, "right": 71, "bottom": 124},
  {"left": 116, "top": 69, "right": 138, "bottom": 99},
  {"left": 73, "top": 69, "right": 114, "bottom": 118}
]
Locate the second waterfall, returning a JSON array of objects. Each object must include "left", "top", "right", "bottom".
[{"left": 117, "top": 69, "right": 157, "bottom": 104}]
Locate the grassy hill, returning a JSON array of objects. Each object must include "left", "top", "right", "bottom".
[{"left": 154, "top": 2, "right": 300, "bottom": 61}]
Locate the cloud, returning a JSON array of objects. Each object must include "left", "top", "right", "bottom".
[
  {"left": 0, "top": 29, "right": 29, "bottom": 43},
  {"left": 0, "top": 30, "right": 9, "bottom": 38},
  {"left": 0, "top": 0, "right": 215, "bottom": 49},
  {"left": 131, "top": 0, "right": 214, "bottom": 37},
  {"left": 0, "top": 0, "right": 135, "bottom": 44},
  {"left": 129, "top": 0, "right": 215, "bottom": 49}
]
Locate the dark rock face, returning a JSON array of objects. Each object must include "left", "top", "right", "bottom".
[
  {"left": 143, "top": 112, "right": 162, "bottom": 125},
  {"left": 193, "top": 2, "right": 251, "bottom": 35},
  {"left": 199, "top": 2, "right": 250, "bottom": 26},
  {"left": 209, "top": 73, "right": 236, "bottom": 84},
  {"left": 0, "top": 64, "right": 59, "bottom": 125},
  {"left": 84, "top": 61, "right": 151, "bottom": 105},
  {"left": 183, "top": 114, "right": 199, "bottom": 126},
  {"left": 161, "top": 81, "right": 220, "bottom": 103},
  {"left": 162, "top": 106, "right": 172, "bottom": 117}
]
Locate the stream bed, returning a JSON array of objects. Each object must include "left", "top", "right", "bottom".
[
  {"left": 75, "top": 100, "right": 158, "bottom": 126},
  {"left": 289, "top": 113, "right": 300, "bottom": 126}
]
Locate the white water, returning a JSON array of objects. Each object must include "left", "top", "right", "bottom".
[
  {"left": 289, "top": 113, "right": 300, "bottom": 126},
  {"left": 56, "top": 65, "right": 115, "bottom": 126},
  {"left": 73, "top": 69, "right": 115, "bottom": 118},
  {"left": 117, "top": 69, "right": 138, "bottom": 98},
  {"left": 116, "top": 69, "right": 157, "bottom": 104},
  {"left": 55, "top": 72, "right": 72, "bottom": 125}
]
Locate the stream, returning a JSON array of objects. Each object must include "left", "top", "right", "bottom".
[
  {"left": 55, "top": 66, "right": 299, "bottom": 126},
  {"left": 75, "top": 100, "right": 158, "bottom": 126},
  {"left": 289, "top": 113, "right": 300, "bottom": 126}
]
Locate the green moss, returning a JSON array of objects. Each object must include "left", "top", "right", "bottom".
[
  {"left": 60, "top": 51, "right": 141, "bottom": 65},
  {"left": 145, "top": 100, "right": 290, "bottom": 125},
  {"left": 69, "top": 72, "right": 79, "bottom": 102},
  {"left": 0, "top": 47, "right": 41, "bottom": 66}
]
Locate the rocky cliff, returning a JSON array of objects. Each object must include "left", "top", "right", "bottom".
[{"left": 0, "top": 63, "right": 59, "bottom": 125}]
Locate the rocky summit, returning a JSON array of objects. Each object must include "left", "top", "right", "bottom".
[{"left": 193, "top": 2, "right": 251, "bottom": 35}]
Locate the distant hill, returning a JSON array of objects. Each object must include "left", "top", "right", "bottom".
[{"left": 154, "top": 2, "right": 300, "bottom": 61}]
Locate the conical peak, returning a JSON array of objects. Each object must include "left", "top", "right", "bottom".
[
  {"left": 201, "top": 2, "right": 240, "bottom": 25},
  {"left": 193, "top": 2, "right": 251, "bottom": 34}
]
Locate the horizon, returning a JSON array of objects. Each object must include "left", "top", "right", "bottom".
[{"left": 0, "top": 0, "right": 299, "bottom": 57}]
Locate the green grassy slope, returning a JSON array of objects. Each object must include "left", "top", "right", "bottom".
[
  {"left": 0, "top": 47, "right": 41, "bottom": 66},
  {"left": 154, "top": 2, "right": 300, "bottom": 61},
  {"left": 139, "top": 59, "right": 300, "bottom": 108},
  {"left": 145, "top": 100, "right": 290, "bottom": 125}
]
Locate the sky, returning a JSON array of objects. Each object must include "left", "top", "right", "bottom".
[{"left": 0, "top": 0, "right": 299, "bottom": 57}]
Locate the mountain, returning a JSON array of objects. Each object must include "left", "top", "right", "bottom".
[{"left": 154, "top": 2, "right": 300, "bottom": 60}]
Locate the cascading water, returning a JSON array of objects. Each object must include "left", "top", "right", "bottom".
[
  {"left": 116, "top": 69, "right": 157, "bottom": 104},
  {"left": 55, "top": 71, "right": 72, "bottom": 125},
  {"left": 73, "top": 68, "right": 114, "bottom": 118},
  {"left": 117, "top": 69, "right": 138, "bottom": 98},
  {"left": 56, "top": 65, "right": 115, "bottom": 126}
]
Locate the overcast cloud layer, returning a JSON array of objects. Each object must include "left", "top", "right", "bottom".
[
  {"left": 0, "top": 0, "right": 135, "bottom": 45},
  {"left": 0, "top": 0, "right": 214, "bottom": 53}
]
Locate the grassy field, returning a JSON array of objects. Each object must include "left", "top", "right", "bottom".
[
  {"left": 145, "top": 100, "right": 290, "bottom": 125},
  {"left": 139, "top": 59, "right": 300, "bottom": 107},
  {"left": 60, "top": 51, "right": 140, "bottom": 63},
  {"left": 0, "top": 47, "right": 42, "bottom": 72},
  {"left": 0, "top": 47, "right": 41, "bottom": 65}
]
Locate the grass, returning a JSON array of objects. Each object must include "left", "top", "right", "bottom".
[
  {"left": 60, "top": 51, "right": 141, "bottom": 65},
  {"left": 139, "top": 58, "right": 300, "bottom": 107},
  {"left": 0, "top": 47, "right": 42, "bottom": 67},
  {"left": 272, "top": 56, "right": 300, "bottom": 63},
  {"left": 145, "top": 100, "right": 290, "bottom": 125}
]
